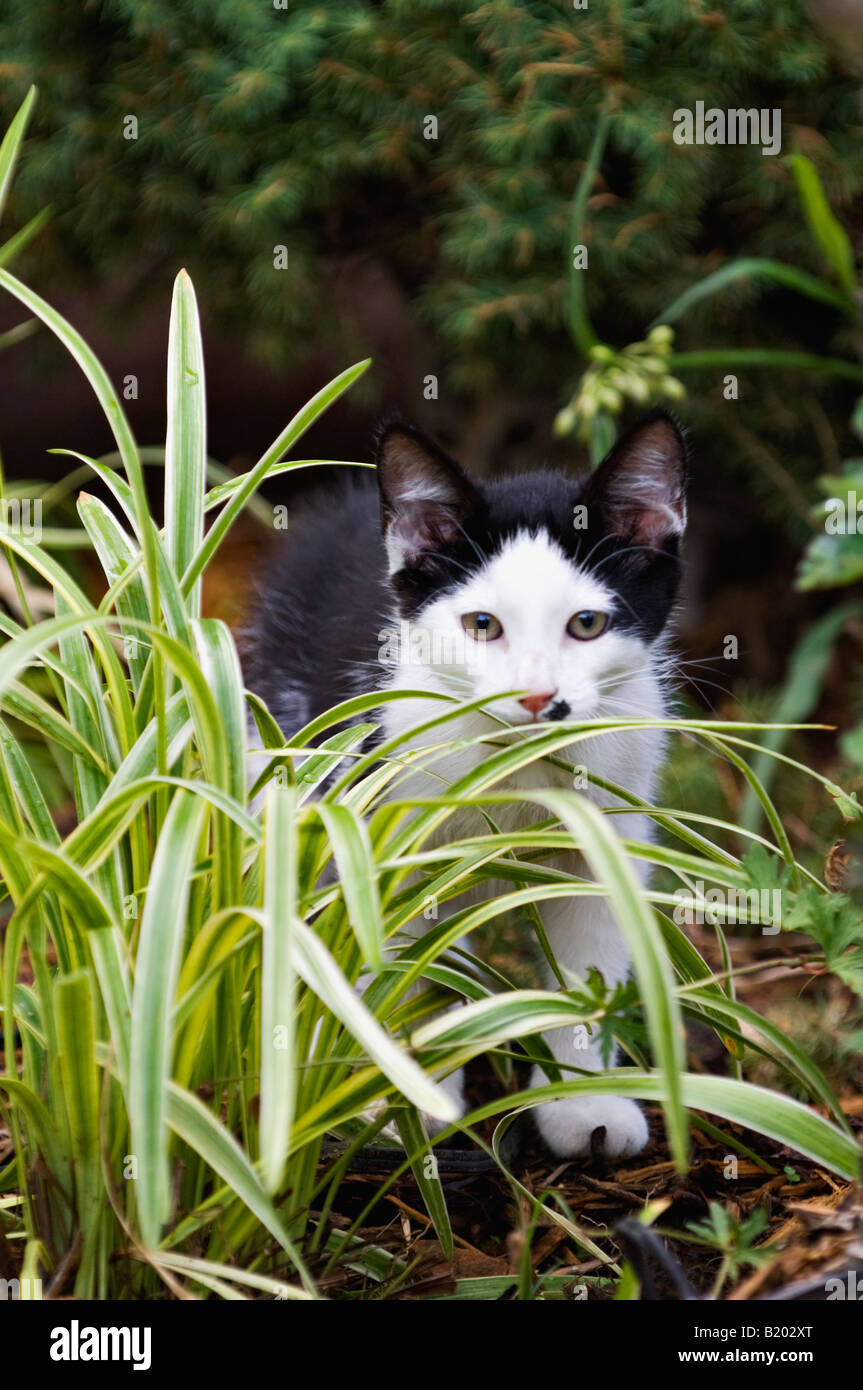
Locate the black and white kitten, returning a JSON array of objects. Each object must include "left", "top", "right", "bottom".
[{"left": 244, "top": 411, "right": 687, "bottom": 1158}]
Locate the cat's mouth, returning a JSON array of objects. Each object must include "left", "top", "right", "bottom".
[
  {"left": 545, "top": 699, "right": 572, "bottom": 722},
  {"left": 499, "top": 698, "right": 573, "bottom": 726}
]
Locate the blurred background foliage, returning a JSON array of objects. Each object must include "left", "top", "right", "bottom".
[
  {"left": 2, "top": 1, "right": 863, "bottom": 448},
  {"left": 2, "top": 0, "right": 863, "bottom": 870}
]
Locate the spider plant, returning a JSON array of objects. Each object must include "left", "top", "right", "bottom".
[{"left": 0, "top": 91, "right": 859, "bottom": 1301}]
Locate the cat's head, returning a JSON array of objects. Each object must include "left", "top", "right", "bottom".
[{"left": 374, "top": 412, "right": 687, "bottom": 723}]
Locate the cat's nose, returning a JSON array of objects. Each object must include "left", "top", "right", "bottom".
[{"left": 518, "top": 690, "right": 558, "bottom": 717}]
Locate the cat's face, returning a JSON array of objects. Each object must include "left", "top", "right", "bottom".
[{"left": 375, "top": 413, "right": 687, "bottom": 723}]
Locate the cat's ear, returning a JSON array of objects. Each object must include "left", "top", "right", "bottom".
[
  {"left": 584, "top": 410, "right": 687, "bottom": 553},
  {"left": 375, "top": 420, "right": 479, "bottom": 572}
]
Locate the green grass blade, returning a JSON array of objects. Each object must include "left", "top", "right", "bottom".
[
  {"left": 0, "top": 269, "right": 160, "bottom": 620},
  {"left": 315, "top": 802, "right": 383, "bottom": 970},
  {"left": 203, "top": 459, "right": 371, "bottom": 513},
  {"left": 165, "top": 1083, "right": 316, "bottom": 1293},
  {"left": 3, "top": 830, "right": 114, "bottom": 928},
  {"left": 77, "top": 491, "right": 149, "bottom": 690},
  {"left": 0, "top": 207, "right": 51, "bottom": 271},
  {"left": 165, "top": 270, "right": 206, "bottom": 616},
  {"left": 2, "top": 682, "right": 106, "bottom": 771},
  {"left": 537, "top": 789, "right": 688, "bottom": 1171},
  {"left": 0, "top": 86, "right": 36, "bottom": 220},
  {"left": 653, "top": 256, "right": 853, "bottom": 327},
  {"left": 682, "top": 988, "right": 852, "bottom": 1131},
  {"left": 565, "top": 112, "right": 609, "bottom": 353},
  {"left": 290, "top": 919, "right": 459, "bottom": 1125},
  {"left": 152, "top": 1251, "right": 313, "bottom": 1300},
  {"left": 789, "top": 153, "right": 857, "bottom": 294},
  {"left": 55, "top": 970, "right": 102, "bottom": 1296},
  {"left": 192, "top": 619, "right": 247, "bottom": 903},
  {"left": 412, "top": 990, "right": 598, "bottom": 1055},
  {"left": 395, "top": 1107, "right": 453, "bottom": 1259},
  {"left": 182, "top": 358, "right": 371, "bottom": 593},
  {"left": 0, "top": 1077, "right": 67, "bottom": 1190},
  {"left": 259, "top": 785, "right": 298, "bottom": 1193},
  {"left": 51, "top": 448, "right": 136, "bottom": 527},
  {"left": 129, "top": 791, "right": 207, "bottom": 1247},
  {"left": 470, "top": 1071, "right": 861, "bottom": 1182}
]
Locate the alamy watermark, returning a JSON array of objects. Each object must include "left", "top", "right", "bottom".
[
  {"left": 50, "top": 1319, "right": 151, "bottom": 1370},
  {"left": 824, "top": 493, "right": 863, "bottom": 533},
  {"left": 377, "top": 619, "right": 489, "bottom": 670},
  {"left": 672, "top": 882, "right": 781, "bottom": 934},
  {"left": 1, "top": 1276, "right": 43, "bottom": 1300},
  {"left": 825, "top": 1271, "right": 863, "bottom": 1300},
  {"left": 0, "top": 497, "right": 42, "bottom": 541},
  {"left": 673, "top": 101, "right": 781, "bottom": 157}
]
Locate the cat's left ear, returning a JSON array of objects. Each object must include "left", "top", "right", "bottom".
[
  {"left": 375, "top": 420, "right": 481, "bottom": 573},
  {"left": 583, "top": 410, "right": 687, "bottom": 552}
]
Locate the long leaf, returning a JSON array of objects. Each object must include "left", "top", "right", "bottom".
[
  {"left": 395, "top": 1107, "right": 453, "bottom": 1259},
  {"left": 315, "top": 802, "right": 383, "bottom": 970},
  {"left": 165, "top": 270, "right": 206, "bottom": 615},
  {"left": 259, "top": 784, "right": 298, "bottom": 1193},
  {"left": 129, "top": 791, "right": 207, "bottom": 1246},
  {"left": 790, "top": 153, "right": 857, "bottom": 295},
  {"left": 0, "top": 86, "right": 36, "bottom": 221},
  {"left": 165, "top": 1082, "right": 316, "bottom": 1293},
  {"left": 653, "top": 256, "right": 853, "bottom": 327},
  {"left": 468, "top": 1071, "right": 861, "bottom": 1181},
  {"left": 290, "top": 918, "right": 459, "bottom": 1126},
  {"left": 55, "top": 971, "right": 102, "bottom": 1296},
  {"left": 565, "top": 112, "right": 610, "bottom": 353},
  {"left": 532, "top": 790, "right": 688, "bottom": 1171},
  {"left": 182, "top": 358, "right": 370, "bottom": 592},
  {"left": 668, "top": 348, "right": 863, "bottom": 381}
]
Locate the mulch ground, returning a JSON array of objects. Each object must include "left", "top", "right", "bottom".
[
  {"left": 313, "top": 1094, "right": 863, "bottom": 1300},
  {"left": 311, "top": 912, "right": 863, "bottom": 1301}
]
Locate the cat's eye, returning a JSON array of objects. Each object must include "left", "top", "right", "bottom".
[
  {"left": 567, "top": 610, "right": 608, "bottom": 641},
  {"left": 462, "top": 611, "right": 503, "bottom": 641}
]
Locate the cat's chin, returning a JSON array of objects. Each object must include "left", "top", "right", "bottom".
[
  {"left": 477, "top": 703, "right": 561, "bottom": 726},
  {"left": 488, "top": 706, "right": 590, "bottom": 727}
]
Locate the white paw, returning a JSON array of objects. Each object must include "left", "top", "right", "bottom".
[
  {"left": 421, "top": 1067, "right": 466, "bottom": 1136},
  {"left": 533, "top": 1094, "right": 648, "bottom": 1159},
  {"left": 361, "top": 1069, "right": 466, "bottom": 1142}
]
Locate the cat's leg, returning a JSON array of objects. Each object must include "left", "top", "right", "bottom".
[
  {"left": 357, "top": 930, "right": 470, "bottom": 1137},
  {"left": 420, "top": 1033, "right": 467, "bottom": 1136},
  {"left": 530, "top": 892, "right": 649, "bottom": 1159},
  {"left": 394, "top": 844, "right": 496, "bottom": 1135}
]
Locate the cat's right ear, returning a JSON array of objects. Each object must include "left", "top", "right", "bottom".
[
  {"left": 375, "top": 421, "right": 479, "bottom": 573},
  {"left": 582, "top": 410, "right": 687, "bottom": 555}
]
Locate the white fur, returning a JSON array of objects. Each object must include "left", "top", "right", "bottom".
[{"left": 379, "top": 529, "right": 665, "bottom": 1158}]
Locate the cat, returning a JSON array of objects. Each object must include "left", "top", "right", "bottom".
[{"left": 243, "top": 409, "right": 687, "bottom": 1158}]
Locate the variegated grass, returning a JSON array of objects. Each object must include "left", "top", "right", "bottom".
[{"left": 0, "top": 91, "right": 859, "bottom": 1301}]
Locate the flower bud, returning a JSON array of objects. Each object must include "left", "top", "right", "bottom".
[
  {"left": 648, "top": 324, "right": 674, "bottom": 348},
  {"left": 661, "top": 375, "right": 686, "bottom": 401}
]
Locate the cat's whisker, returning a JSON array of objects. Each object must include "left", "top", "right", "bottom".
[
  {"left": 574, "top": 531, "right": 615, "bottom": 573},
  {"left": 662, "top": 658, "right": 737, "bottom": 711},
  {"left": 589, "top": 541, "right": 682, "bottom": 575},
  {"left": 451, "top": 516, "right": 490, "bottom": 568},
  {"left": 423, "top": 549, "right": 475, "bottom": 578}
]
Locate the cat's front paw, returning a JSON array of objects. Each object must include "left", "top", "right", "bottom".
[
  {"left": 533, "top": 1094, "right": 648, "bottom": 1159},
  {"left": 421, "top": 1067, "right": 467, "bottom": 1137}
]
